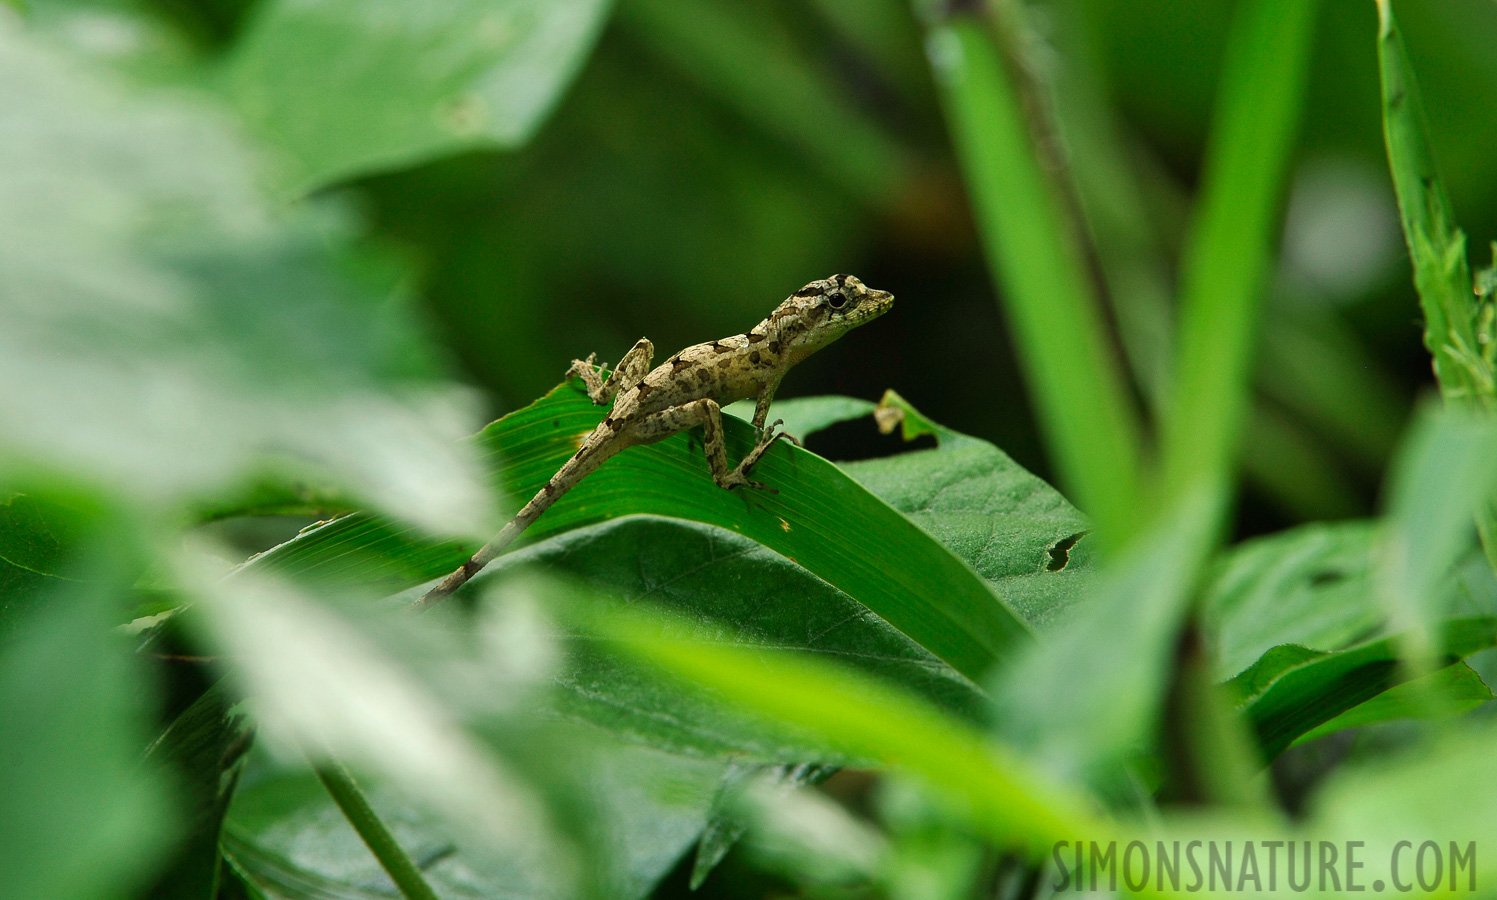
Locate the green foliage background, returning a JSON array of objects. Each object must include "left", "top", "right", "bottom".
[{"left": 4, "top": 0, "right": 1497, "bottom": 898}]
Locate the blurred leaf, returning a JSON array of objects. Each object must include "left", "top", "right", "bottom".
[
  {"left": 493, "top": 517, "right": 985, "bottom": 760},
  {"left": 588, "top": 603, "right": 1111, "bottom": 865},
  {"left": 620, "top": 0, "right": 912, "bottom": 207},
  {"left": 1232, "top": 615, "right": 1497, "bottom": 761},
  {"left": 141, "top": 682, "right": 254, "bottom": 900},
  {"left": 689, "top": 761, "right": 838, "bottom": 890},
  {"left": 1310, "top": 719, "right": 1497, "bottom": 891},
  {"left": 1160, "top": 0, "right": 1318, "bottom": 503},
  {"left": 1202, "top": 520, "right": 1385, "bottom": 681},
  {"left": 0, "top": 22, "right": 490, "bottom": 535},
  {"left": 987, "top": 483, "right": 1225, "bottom": 793},
  {"left": 225, "top": 736, "right": 725, "bottom": 900},
  {"left": 229, "top": 0, "right": 614, "bottom": 193},
  {"left": 921, "top": 6, "right": 1143, "bottom": 540},
  {"left": 1378, "top": 408, "right": 1497, "bottom": 658},
  {"left": 245, "top": 387, "right": 1033, "bottom": 682},
  {"left": 1239, "top": 405, "right": 1363, "bottom": 521},
  {"left": 1292, "top": 661, "right": 1491, "bottom": 746},
  {"left": 1206, "top": 513, "right": 1497, "bottom": 758},
  {"left": 0, "top": 492, "right": 87, "bottom": 641},
  {"left": 0, "top": 571, "right": 176, "bottom": 900},
  {"left": 184, "top": 556, "right": 575, "bottom": 885},
  {"left": 1375, "top": 0, "right": 1493, "bottom": 409}
]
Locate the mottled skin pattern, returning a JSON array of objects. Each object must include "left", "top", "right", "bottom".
[{"left": 416, "top": 275, "right": 894, "bottom": 607}]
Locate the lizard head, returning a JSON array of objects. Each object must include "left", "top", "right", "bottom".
[{"left": 774, "top": 274, "right": 895, "bottom": 363}]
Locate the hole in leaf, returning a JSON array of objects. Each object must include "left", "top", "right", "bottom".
[
  {"left": 1309, "top": 570, "right": 1346, "bottom": 587},
  {"left": 1046, "top": 532, "right": 1085, "bottom": 572}
]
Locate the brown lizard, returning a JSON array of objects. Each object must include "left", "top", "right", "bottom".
[{"left": 417, "top": 274, "right": 894, "bottom": 607}]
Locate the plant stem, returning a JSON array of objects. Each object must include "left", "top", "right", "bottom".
[
  {"left": 311, "top": 756, "right": 442, "bottom": 900},
  {"left": 921, "top": 7, "right": 1144, "bottom": 544},
  {"left": 1159, "top": 0, "right": 1319, "bottom": 508}
]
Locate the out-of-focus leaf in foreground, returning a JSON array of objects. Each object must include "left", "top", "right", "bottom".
[
  {"left": 0, "top": 21, "right": 490, "bottom": 534},
  {"left": 486, "top": 517, "right": 985, "bottom": 760},
  {"left": 224, "top": 736, "right": 724, "bottom": 900},
  {"left": 0, "top": 572, "right": 175, "bottom": 900},
  {"left": 185, "top": 557, "right": 570, "bottom": 884},
  {"left": 229, "top": 0, "right": 614, "bottom": 193}
]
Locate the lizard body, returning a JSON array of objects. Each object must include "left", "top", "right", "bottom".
[{"left": 417, "top": 274, "right": 894, "bottom": 607}]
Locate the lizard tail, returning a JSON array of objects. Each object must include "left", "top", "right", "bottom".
[{"left": 414, "top": 435, "right": 618, "bottom": 608}]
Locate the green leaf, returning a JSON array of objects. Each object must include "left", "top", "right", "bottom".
[
  {"left": 140, "top": 682, "right": 255, "bottom": 900},
  {"left": 0, "top": 23, "right": 490, "bottom": 534},
  {"left": 838, "top": 396, "right": 1095, "bottom": 628},
  {"left": 224, "top": 737, "right": 726, "bottom": 900},
  {"left": 587, "top": 602, "right": 1110, "bottom": 864},
  {"left": 1206, "top": 515, "right": 1497, "bottom": 758},
  {"left": 229, "top": 0, "right": 614, "bottom": 193},
  {"left": 1232, "top": 616, "right": 1497, "bottom": 761},
  {"left": 488, "top": 516, "right": 984, "bottom": 761},
  {"left": 0, "top": 492, "right": 88, "bottom": 641},
  {"left": 987, "top": 484, "right": 1226, "bottom": 793},
  {"left": 245, "top": 387, "right": 1034, "bottom": 683},
  {"left": 0, "top": 572, "right": 176, "bottom": 900},
  {"left": 1292, "top": 661, "right": 1492, "bottom": 746},
  {"left": 1202, "top": 520, "right": 1385, "bottom": 681},
  {"left": 1375, "top": 0, "right": 1492, "bottom": 409}
]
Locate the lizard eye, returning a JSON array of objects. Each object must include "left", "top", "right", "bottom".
[{"left": 826, "top": 292, "right": 847, "bottom": 310}]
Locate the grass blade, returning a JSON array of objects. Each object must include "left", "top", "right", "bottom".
[
  {"left": 920, "top": 6, "right": 1143, "bottom": 541},
  {"left": 1160, "top": 0, "right": 1319, "bottom": 502}
]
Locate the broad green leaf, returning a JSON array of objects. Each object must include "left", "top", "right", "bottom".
[
  {"left": 1292, "top": 661, "right": 1492, "bottom": 747},
  {"left": 0, "top": 492, "right": 87, "bottom": 641},
  {"left": 0, "top": 573, "right": 175, "bottom": 900},
  {"left": 229, "top": 0, "right": 613, "bottom": 193},
  {"left": 1232, "top": 615, "right": 1497, "bottom": 761},
  {"left": 0, "top": 22, "right": 490, "bottom": 534},
  {"left": 838, "top": 395, "right": 1094, "bottom": 628},
  {"left": 224, "top": 736, "right": 726, "bottom": 900},
  {"left": 589, "top": 603, "right": 1103, "bottom": 857},
  {"left": 483, "top": 516, "right": 983, "bottom": 762},
  {"left": 244, "top": 387, "right": 1033, "bottom": 682},
  {"left": 1202, "top": 520, "right": 1384, "bottom": 681}
]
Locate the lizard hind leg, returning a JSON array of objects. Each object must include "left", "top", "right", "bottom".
[
  {"left": 565, "top": 353, "right": 610, "bottom": 404},
  {"left": 566, "top": 338, "right": 654, "bottom": 406},
  {"left": 629, "top": 400, "right": 787, "bottom": 493}
]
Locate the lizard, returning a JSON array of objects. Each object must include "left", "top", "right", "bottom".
[{"left": 416, "top": 274, "right": 894, "bottom": 607}]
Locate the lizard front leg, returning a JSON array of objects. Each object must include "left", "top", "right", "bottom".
[
  {"left": 567, "top": 338, "right": 654, "bottom": 405},
  {"left": 629, "top": 398, "right": 790, "bottom": 492}
]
